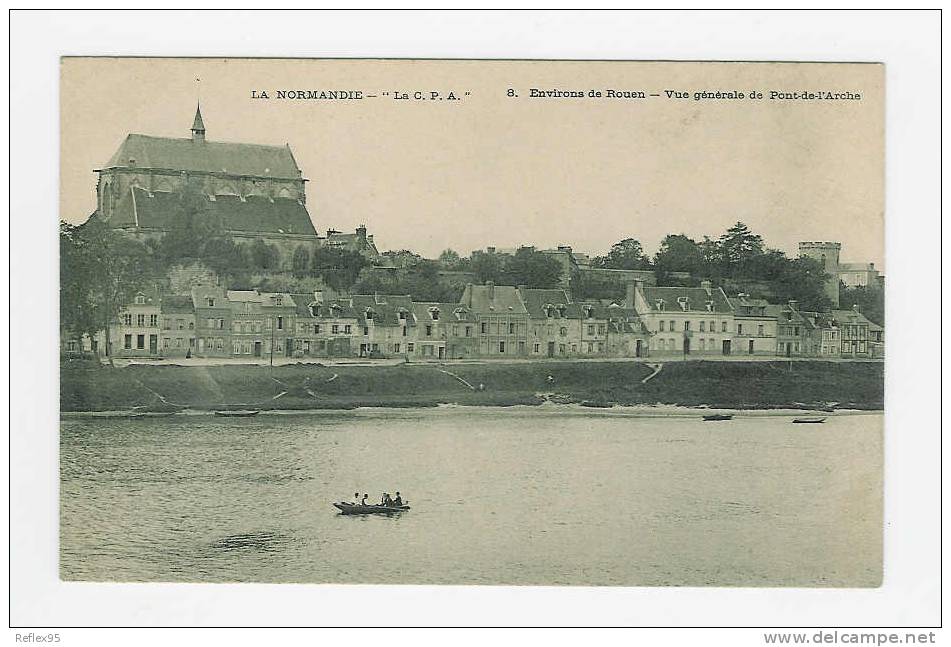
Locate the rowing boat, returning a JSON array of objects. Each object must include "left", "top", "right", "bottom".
[
  {"left": 214, "top": 410, "right": 261, "bottom": 417},
  {"left": 334, "top": 502, "right": 410, "bottom": 515},
  {"left": 792, "top": 417, "right": 826, "bottom": 424},
  {"left": 702, "top": 414, "right": 733, "bottom": 421}
]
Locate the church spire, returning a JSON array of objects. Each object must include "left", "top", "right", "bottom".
[{"left": 191, "top": 105, "right": 205, "bottom": 143}]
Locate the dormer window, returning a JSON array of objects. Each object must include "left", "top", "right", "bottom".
[
  {"left": 274, "top": 295, "right": 283, "bottom": 306},
  {"left": 398, "top": 309, "right": 407, "bottom": 320},
  {"left": 677, "top": 296, "right": 689, "bottom": 311},
  {"left": 429, "top": 307, "right": 440, "bottom": 321},
  {"left": 207, "top": 297, "right": 215, "bottom": 308},
  {"left": 705, "top": 301, "right": 714, "bottom": 312},
  {"left": 655, "top": 299, "right": 665, "bottom": 311},
  {"left": 583, "top": 305, "right": 594, "bottom": 319},
  {"left": 134, "top": 294, "right": 145, "bottom": 305}
]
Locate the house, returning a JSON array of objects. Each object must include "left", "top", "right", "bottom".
[
  {"left": 730, "top": 294, "right": 777, "bottom": 356},
  {"left": 349, "top": 294, "right": 418, "bottom": 358},
  {"left": 159, "top": 294, "right": 196, "bottom": 357},
  {"left": 460, "top": 282, "right": 530, "bottom": 357},
  {"left": 517, "top": 287, "right": 577, "bottom": 358},
  {"left": 770, "top": 301, "right": 820, "bottom": 357},
  {"left": 111, "top": 289, "right": 162, "bottom": 358},
  {"left": 290, "top": 292, "right": 360, "bottom": 358},
  {"left": 629, "top": 280, "right": 736, "bottom": 356},
  {"left": 831, "top": 306, "right": 875, "bottom": 358},
  {"left": 191, "top": 286, "right": 231, "bottom": 357}
]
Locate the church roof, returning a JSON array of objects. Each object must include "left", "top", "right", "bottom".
[
  {"left": 192, "top": 106, "right": 205, "bottom": 132},
  {"left": 104, "top": 133, "right": 302, "bottom": 179},
  {"left": 112, "top": 187, "right": 316, "bottom": 236}
]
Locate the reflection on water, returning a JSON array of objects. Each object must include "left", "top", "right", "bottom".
[{"left": 60, "top": 407, "right": 882, "bottom": 586}]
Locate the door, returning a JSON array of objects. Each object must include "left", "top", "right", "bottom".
[
  {"left": 683, "top": 337, "right": 690, "bottom": 355},
  {"left": 254, "top": 341, "right": 262, "bottom": 357},
  {"left": 149, "top": 335, "right": 158, "bottom": 355},
  {"left": 748, "top": 339, "right": 755, "bottom": 355},
  {"left": 285, "top": 338, "right": 294, "bottom": 356},
  {"left": 438, "top": 347, "right": 445, "bottom": 360},
  {"left": 722, "top": 340, "right": 731, "bottom": 355},
  {"left": 635, "top": 339, "right": 642, "bottom": 357},
  {"left": 785, "top": 343, "right": 791, "bottom": 357},
  {"left": 547, "top": 342, "right": 555, "bottom": 357}
]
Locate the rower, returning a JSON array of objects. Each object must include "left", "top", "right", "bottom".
[
  {"left": 382, "top": 492, "right": 394, "bottom": 506},
  {"left": 353, "top": 492, "right": 360, "bottom": 505},
  {"left": 361, "top": 493, "right": 369, "bottom": 506},
  {"left": 393, "top": 492, "right": 403, "bottom": 506}
]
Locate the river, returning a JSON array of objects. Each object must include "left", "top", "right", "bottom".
[{"left": 60, "top": 406, "right": 882, "bottom": 586}]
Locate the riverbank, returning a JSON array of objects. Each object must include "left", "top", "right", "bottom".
[{"left": 60, "top": 359, "right": 884, "bottom": 412}]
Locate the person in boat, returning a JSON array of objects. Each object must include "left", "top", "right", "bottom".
[
  {"left": 382, "top": 492, "right": 394, "bottom": 506},
  {"left": 361, "top": 493, "right": 369, "bottom": 506},
  {"left": 393, "top": 492, "right": 403, "bottom": 506},
  {"left": 352, "top": 492, "right": 360, "bottom": 505}
]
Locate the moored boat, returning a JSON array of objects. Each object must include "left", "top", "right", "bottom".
[
  {"left": 214, "top": 410, "right": 261, "bottom": 417},
  {"left": 334, "top": 502, "right": 410, "bottom": 515},
  {"left": 702, "top": 414, "right": 733, "bottom": 421},
  {"left": 792, "top": 416, "right": 826, "bottom": 424},
  {"left": 128, "top": 411, "right": 179, "bottom": 419}
]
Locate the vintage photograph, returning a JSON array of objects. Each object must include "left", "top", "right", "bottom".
[{"left": 59, "top": 58, "right": 884, "bottom": 586}]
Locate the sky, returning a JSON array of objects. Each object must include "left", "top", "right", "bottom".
[{"left": 61, "top": 58, "right": 885, "bottom": 269}]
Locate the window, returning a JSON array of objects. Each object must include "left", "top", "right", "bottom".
[
  {"left": 669, "top": 320, "right": 675, "bottom": 331},
  {"left": 587, "top": 325, "right": 595, "bottom": 335},
  {"left": 426, "top": 325, "right": 433, "bottom": 337},
  {"left": 465, "top": 326, "right": 471, "bottom": 337},
  {"left": 587, "top": 342, "right": 594, "bottom": 353},
  {"left": 509, "top": 322, "right": 516, "bottom": 334},
  {"left": 481, "top": 322, "right": 488, "bottom": 334},
  {"left": 560, "top": 327, "right": 568, "bottom": 337},
  {"left": 136, "top": 334, "right": 145, "bottom": 349},
  {"left": 233, "top": 341, "right": 241, "bottom": 354},
  {"left": 519, "top": 341, "right": 526, "bottom": 354},
  {"left": 394, "top": 343, "right": 401, "bottom": 353},
  {"left": 124, "top": 334, "right": 132, "bottom": 349},
  {"left": 533, "top": 343, "right": 540, "bottom": 353},
  {"left": 123, "top": 313, "right": 132, "bottom": 326},
  {"left": 597, "top": 342, "right": 604, "bottom": 352},
  {"left": 363, "top": 327, "right": 369, "bottom": 336},
  {"left": 275, "top": 296, "right": 283, "bottom": 306},
  {"left": 721, "top": 321, "right": 728, "bottom": 333},
  {"left": 737, "top": 323, "right": 743, "bottom": 335},
  {"left": 684, "top": 321, "right": 691, "bottom": 331},
  {"left": 136, "top": 314, "right": 145, "bottom": 326},
  {"left": 758, "top": 324, "right": 764, "bottom": 336},
  {"left": 314, "top": 324, "right": 321, "bottom": 334},
  {"left": 134, "top": 294, "right": 145, "bottom": 305},
  {"left": 398, "top": 311, "right": 406, "bottom": 320},
  {"left": 431, "top": 309, "right": 440, "bottom": 321},
  {"left": 207, "top": 298, "right": 215, "bottom": 307},
  {"left": 597, "top": 324, "right": 606, "bottom": 335},
  {"left": 218, "top": 319, "right": 224, "bottom": 330},
  {"left": 345, "top": 325, "right": 352, "bottom": 334},
  {"left": 407, "top": 343, "right": 415, "bottom": 352},
  {"left": 332, "top": 324, "right": 339, "bottom": 334},
  {"left": 499, "top": 341, "right": 506, "bottom": 353},
  {"left": 175, "top": 338, "right": 183, "bottom": 348},
  {"left": 699, "top": 321, "right": 705, "bottom": 332},
  {"left": 149, "top": 315, "right": 158, "bottom": 326},
  {"left": 659, "top": 321, "right": 665, "bottom": 332},
  {"left": 794, "top": 326, "right": 800, "bottom": 336},
  {"left": 276, "top": 316, "right": 284, "bottom": 330}
]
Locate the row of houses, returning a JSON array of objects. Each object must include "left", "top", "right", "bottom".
[{"left": 66, "top": 280, "right": 883, "bottom": 361}]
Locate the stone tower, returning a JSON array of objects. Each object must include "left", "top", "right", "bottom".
[{"left": 798, "top": 241, "right": 841, "bottom": 306}]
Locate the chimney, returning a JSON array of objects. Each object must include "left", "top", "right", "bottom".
[
  {"left": 486, "top": 280, "right": 495, "bottom": 300},
  {"left": 313, "top": 290, "right": 324, "bottom": 305},
  {"left": 356, "top": 225, "right": 367, "bottom": 241},
  {"left": 788, "top": 300, "right": 799, "bottom": 311},
  {"left": 700, "top": 280, "right": 712, "bottom": 295},
  {"left": 366, "top": 234, "right": 374, "bottom": 245},
  {"left": 625, "top": 280, "right": 642, "bottom": 309}
]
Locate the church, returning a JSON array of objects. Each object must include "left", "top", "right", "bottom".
[{"left": 92, "top": 106, "right": 320, "bottom": 268}]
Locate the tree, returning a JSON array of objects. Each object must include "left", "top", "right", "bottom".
[
  {"left": 718, "top": 222, "right": 764, "bottom": 276},
  {"left": 569, "top": 269, "right": 627, "bottom": 303},
  {"left": 471, "top": 252, "right": 504, "bottom": 284},
  {"left": 291, "top": 246, "right": 311, "bottom": 277},
  {"left": 437, "top": 248, "right": 466, "bottom": 271},
  {"left": 157, "top": 181, "right": 222, "bottom": 261},
  {"left": 592, "top": 238, "right": 651, "bottom": 270},
  {"left": 61, "top": 219, "right": 156, "bottom": 364},
  {"left": 501, "top": 248, "right": 562, "bottom": 288},
  {"left": 653, "top": 234, "right": 704, "bottom": 275},
  {"left": 839, "top": 284, "right": 884, "bottom": 326},
  {"left": 312, "top": 247, "right": 369, "bottom": 292},
  {"left": 771, "top": 256, "right": 832, "bottom": 312},
  {"left": 250, "top": 239, "right": 281, "bottom": 270}
]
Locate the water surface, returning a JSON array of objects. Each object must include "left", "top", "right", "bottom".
[{"left": 60, "top": 407, "right": 882, "bottom": 586}]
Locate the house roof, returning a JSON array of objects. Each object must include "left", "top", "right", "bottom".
[
  {"left": 349, "top": 294, "right": 416, "bottom": 326},
  {"left": 111, "top": 187, "right": 316, "bottom": 236},
  {"left": 640, "top": 286, "right": 733, "bottom": 313},
  {"left": 461, "top": 284, "right": 529, "bottom": 315},
  {"left": 160, "top": 295, "right": 195, "bottom": 314},
  {"left": 104, "top": 133, "right": 301, "bottom": 179},
  {"left": 517, "top": 288, "right": 572, "bottom": 318},
  {"left": 190, "top": 285, "right": 228, "bottom": 309}
]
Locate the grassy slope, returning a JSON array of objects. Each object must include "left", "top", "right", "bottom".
[{"left": 60, "top": 360, "right": 884, "bottom": 412}]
